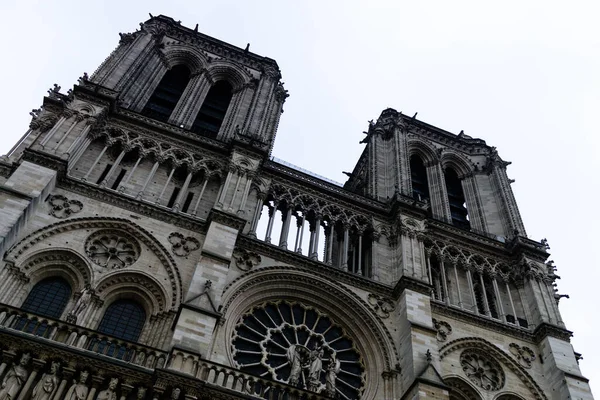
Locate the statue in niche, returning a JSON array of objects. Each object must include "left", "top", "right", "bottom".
[
  {"left": 64, "top": 370, "right": 89, "bottom": 400},
  {"left": 136, "top": 387, "right": 146, "bottom": 400},
  {"left": 97, "top": 378, "right": 118, "bottom": 400},
  {"left": 325, "top": 353, "right": 341, "bottom": 398},
  {"left": 0, "top": 353, "right": 31, "bottom": 400},
  {"left": 66, "top": 284, "right": 92, "bottom": 323},
  {"left": 170, "top": 388, "right": 181, "bottom": 400},
  {"left": 31, "top": 361, "right": 60, "bottom": 400},
  {"left": 307, "top": 346, "right": 324, "bottom": 392},
  {"left": 286, "top": 345, "right": 308, "bottom": 386}
]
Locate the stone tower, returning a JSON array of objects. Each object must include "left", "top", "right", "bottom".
[{"left": 0, "top": 14, "right": 593, "bottom": 400}]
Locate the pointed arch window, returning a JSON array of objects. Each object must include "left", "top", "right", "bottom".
[
  {"left": 142, "top": 65, "right": 191, "bottom": 122},
  {"left": 21, "top": 277, "right": 72, "bottom": 319},
  {"left": 97, "top": 299, "right": 146, "bottom": 342},
  {"left": 444, "top": 167, "right": 470, "bottom": 229},
  {"left": 191, "top": 80, "right": 233, "bottom": 138},
  {"left": 410, "top": 154, "right": 430, "bottom": 201}
]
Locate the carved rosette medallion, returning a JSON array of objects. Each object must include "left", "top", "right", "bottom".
[
  {"left": 460, "top": 349, "right": 505, "bottom": 391},
  {"left": 432, "top": 318, "right": 453, "bottom": 342},
  {"left": 232, "top": 248, "right": 262, "bottom": 271},
  {"left": 85, "top": 230, "right": 140, "bottom": 269},
  {"left": 367, "top": 293, "right": 395, "bottom": 319},
  {"left": 509, "top": 343, "right": 536, "bottom": 368},
  {"left": 48, "top": 194, "right": 83, "bottom": 219},
  {"left": 167, "top": 233, "right": 200, "bottom": 257},
  {"left": 232, "top": 301, "right": 365, "bottom": 399}
]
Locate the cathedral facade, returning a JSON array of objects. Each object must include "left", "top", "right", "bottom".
[{"left": 0, "top": 14, "right": 593, "bottom": 400}]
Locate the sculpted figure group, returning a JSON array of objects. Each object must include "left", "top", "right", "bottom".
[{"left": 286, "top": 344, "right": 339, "bottom": 397}]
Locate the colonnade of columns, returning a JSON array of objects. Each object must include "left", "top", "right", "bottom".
[
  {"left": 69, "top": 139, "right": 222, "bottom": 217},
  {"left": 248, "top": 199, "right": 373, "bottom": 277},
  {"left": 426, "top": 253, "right": 527, "bottom": 327}
]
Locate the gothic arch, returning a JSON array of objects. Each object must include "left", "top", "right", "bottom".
[
  {"left": 6, "top": 217, "right": 182, "bottom": 310},
  {"left": 220, "top": 266, "right": 399, "bottom": 400},
  {"left": 494, "top": 393, "right": 526, "bottom": 400},
  {"left": 94, "top": 270, "right": 168, "bottom": 315},
  {"left": 445, "top": 376, "right": 482, "bottom": 400},
  {"left": 204, "top": 60, "right": 253, "bottom": 91},
  {"left": 17, "top": 248, "right": 93, "bottom": 293},
  {"left": 407, "top": 139, "right": 439, "bottom": 166},
  {"left": 439, "top": 337, "right": 548, "bottom": 400},
  {"left": 161, "top": 44, "right": 209, "bottom": 74},
  {"left": 440, "top": 151, "right": 473, "bottom": 178}
]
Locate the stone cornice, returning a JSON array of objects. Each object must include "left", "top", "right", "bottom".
[
  {"left": 533, "top": 322, "right": 573, "bottom": 343},
  {"left": 508, "top": 236, "right": 551, "bottom": 263},
  {"left": 425, "top": 219, "right": 510, "bottom": 258},
  {"left": 147, "top": 15, "right": 281, "bottom": 75},
  {"left": 392, "top": 276, "right": 432, "bottom": 298},
  {"left": 264, "top": 160, "right": 389, "bottom": 215},
  {"left": 207, "top": 208, "right": 247, "bottom": 232},
  {"left": 431, "top": 302, "right": 536, "bottom": 343},
  {"left": 237, "top": 235, "right": 394, "bottom": 297}
]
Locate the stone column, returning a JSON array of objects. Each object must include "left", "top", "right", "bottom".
[
  {"left": 357, "top": 231, "right": 363, "bottom": 275},
  {"left": 99, "top": 148, "right": 127, "bottom": 188},
  {"left": 247, "top": 194, "right": 264, "bottom": 237},
  {"left": 119, "top": 155, "right": 143, "bottom": 193},
  {"left": 309, "top": 216, "right": 321, "bottom": 260},
  {"left": 136, "top": 160, "right": 160, "bottom": 200},
  {"left": 156, "top": 167, "right": 176, "bottom": 204},
  {"left": 191, "top": 178, "right": 210, "bottom": 216},
  {"left": 64, "top": 124, "right": 91, "bottom": 158},
  {"left": 52, "top": 367, "right": 74, "bottom": 400},
  {"left": 452, "top": 262, "right": 463, "bottom": 309},
  {"left": 82, "top": 144, "right": 109, "bottom": 182},
  {"left": 439, "top": 258, "right": 450, "bottom": 305},
  {"left": 227, "top": 173, "right": 242, "bottom": 212},
  {"left": 295, "top": 211, "right": 306, "bottom": 253},
  {"left": 264, "top": 202, "right": 277, "bottom": 244},
  {"left": 39, "top": 116, "right": 67, "bottom": 148},
  {"left": 492, "top": 276, "right": 506, "bottom": 321},
  {"left": 173, "top": 171, "right": 194, "bottom": 212},
  {"left": 479, "top": 274, "right": 491, "bottom": 317},
  {"left": 278, "top": 206, "right": 293, "bottom": 250},
  {"left": 341, "top": 226, "right": 350, "bottom": 271},
  {"left": 16, "top": 359, "right": 43, "bottom": 400},
  {"left": 52, "top": 119, "right": 79, "bottom": 152}
]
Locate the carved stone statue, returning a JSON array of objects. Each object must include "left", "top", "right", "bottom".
[
  {"left": 170, "top": 388, "right": 181, "bottom": 400},
  {"left": 325, "top": 353, "right": 340, "bottom": 398},
  {"left": 286, "top": 345, "right": 307, "bottom": 386},
  {"left": 66, "top": 284, "right": 92, "bottom": 323},
  {"left": 31, "top": 361, "right": 60, "bottom": 400},
  {"left": 97, "top": 378, "right": 118, "bottom": 400},
  {"left": 136, "top": 387, "right": 146, "bottom": 400},
  {"left": 0, "top": 353, "right": 31, "bottom": 400},
  {"left": 64, "top": 370, "right": 89, "bottom": 400},
  {"left": 307, "top": 347, "right": 324, "bottom": 392}
]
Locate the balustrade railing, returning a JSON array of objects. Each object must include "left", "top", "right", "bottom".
[
  {"left": 167, "top": 348, "right": 329, "bottom": 400},
  {"left": 0, "top": 304, "right": 167, "bottom": 369}
]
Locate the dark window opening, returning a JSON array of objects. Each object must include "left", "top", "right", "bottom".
[
  {"left": 191, "top": 80, "right": 233, "bottom": 138},
  {"left": 21, "top": 277, "right": 71, "bottom": 319},
  {"left": 182, "top": 192, "right": 194, "bottom": 213},
  {"left": 96, "top": 164, "right": 113, "bottom": 185},
  {"left": 141, "top": 65, "right": 191, "bottom": 123},
  {"left": 444, "top": 167, "right": 470, "bottom": 229},
  {"left": 167, "top": 187, "right": 181, "bottom": 208},
  {"left": 97, "top": 299, "right": 146, "bottom": 342},
  {"left": 111, "top": 169, "right": 127, "bottom": 190},
  {"left": 410, "top": 155, "right": 429, "bottom": 201}
]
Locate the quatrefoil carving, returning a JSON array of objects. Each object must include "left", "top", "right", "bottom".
[
  {"left": 168, "top": 232, "right": 200, "bottom": 257},
  {"left": 48, "top": 194, "right": 83, "bottom": 219}
]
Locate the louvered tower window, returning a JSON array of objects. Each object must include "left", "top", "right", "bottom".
[
  {"left": 21, "top": 277, "right": 72, "bottom": 319},
  {"left": 142, "top": 65, "right": 191, "bottom": 122},
  {"left": 410, "top": 155, "right": 430, "bottom": 201},
  {"left": 191, "top": 81, "right": 233, "bottom": 138},
  {"left": 444, "top": 167, "right": 470, "bottom": 229}
]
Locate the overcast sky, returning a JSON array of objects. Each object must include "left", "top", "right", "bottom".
[{"left": 0, "top": 0, "right": 598, "bottom": 394}]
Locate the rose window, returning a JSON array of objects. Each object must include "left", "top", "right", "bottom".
[
  {"left": 85, "top": 230, "right": 140, "bottom": 269},
  {"left": 460, "top": 349, "right": 505, "bottom": 391},
  {"left": 232, "top": 301, "right": 365, "bottom": 399}
]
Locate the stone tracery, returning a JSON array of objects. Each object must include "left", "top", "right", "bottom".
[
  {"left": 85, "top": 230, "right": 141, "bottom": 269},
  {"left": 232, "top": 300, "right": 365, "bottom": 399}
]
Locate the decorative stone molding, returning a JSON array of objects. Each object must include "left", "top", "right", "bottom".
[
  {"left": 367, "top": 293, "right": 395, "bottom": 319},
  {"left": 460, "top": 349, "right": 505, "bottom": 391},
  {"left": 48, "top": 194, "right": 83, "bottom": 219},
  {"left": 232, "top": 248, "right": 261, "bottom": 271},
  {"left": 167, "top": 233, "right": 200, "bottom": 257},
  {"left": 509, "top": 343, "right": 536, "bottom": 369},
  {"left": 432, "top": 318, "right": 453, "bottom": 342},
  {"left": 85, "top": 229, "right": 141, "bottom": 269}
]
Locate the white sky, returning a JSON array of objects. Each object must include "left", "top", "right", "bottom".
[{"left": 0, "top": 1, "right": 597, "bottom": 394}]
